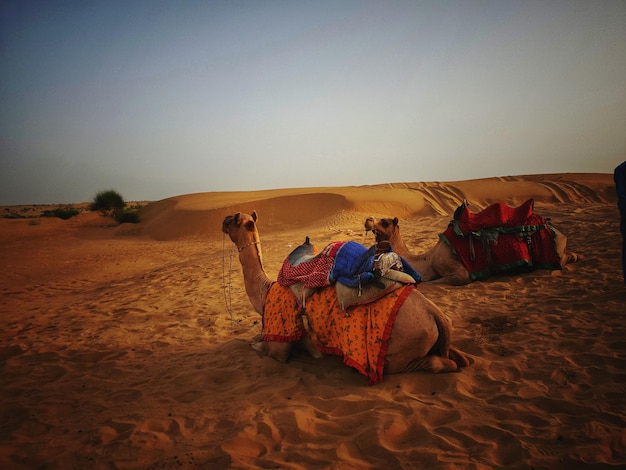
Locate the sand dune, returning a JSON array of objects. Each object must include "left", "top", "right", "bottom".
[
  {"left": 1, "top": 173, "right": 624, "bottom": 469},
  {"left": 135, "top": 174, "right": 617, "bottom": 241}
]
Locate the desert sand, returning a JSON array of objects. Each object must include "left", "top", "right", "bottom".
[{"left": 1, "top": 173, "right": 624, "bottom": 469}]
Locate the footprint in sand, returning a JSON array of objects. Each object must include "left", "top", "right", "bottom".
[
  {"left": 29, "top": 364, "right": 67, "bottom": 382},
  {"left": 108, "top": 389, "right": 142, "bottom": 402},
  {"left": 175, "top": 390, "right": 204, "bottom": 404}
]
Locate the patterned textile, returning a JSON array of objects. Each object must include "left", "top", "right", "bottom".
[
  {"left": 440, "top": 199, "right": 561, "bottom": 280},
  {"left": 263, "top": 283, "right": 306, "bottom": 343},
  {"left": 277, "top": 241, "right": 345, "bottom": 288},
  {"left": 287, "top": 268, "right": 417, "bottom": 311},
  {"left": 262, "top": 282, "right": 414, "bottom": 385},
  {"left": 277, "top": 240, "right": 421, "bottom": 289}
]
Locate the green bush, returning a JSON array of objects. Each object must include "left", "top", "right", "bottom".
[
  {"left": 42, "top": 207, "right": 80, "bottom": 220},
  {"left": 115, "top": 210, "right": 140, "bottom": 224},
  {"left": 91, "top": 190, "right": 125, "bottom": 214}
]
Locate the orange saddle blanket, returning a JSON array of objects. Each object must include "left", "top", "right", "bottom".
[{"left": 262, "top": 283, "right": 414, "bottom": 385}]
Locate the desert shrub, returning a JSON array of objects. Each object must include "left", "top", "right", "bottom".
[
  {"left": 2, "top": 210, "right": 23, "bottom": 219},
  {"left": 127, "top": 202, "right": 147, "bottom": 210},
  {"left": 42, "top": 207, "right": 79, "bottom": 220},
  {"left": 115, "top": 209, "right": 140, "bottom": 224},
  {"left": 91, "top": 190, "right": 125, "bottom": 214}
]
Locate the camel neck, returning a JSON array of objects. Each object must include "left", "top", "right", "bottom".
[
  {"left": 237, "top": 241, "right": 273, "bottom": 315},
  {"left": 388, "top": 227, "right": 412, "bottom": 260},
  {"left": 390, "top": 228, "right": 438, "bottom": 281}
]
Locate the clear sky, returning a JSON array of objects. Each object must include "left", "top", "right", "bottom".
[{"left": 1, "top": 0, "right": 625, "bottom": 205}]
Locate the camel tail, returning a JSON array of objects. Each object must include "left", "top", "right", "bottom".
[
  {"left": 429, "top": 306, "right": 452, "bottom": 359},
  {"left": 430, "top": 306, "right": 471, "bottom": 370}
]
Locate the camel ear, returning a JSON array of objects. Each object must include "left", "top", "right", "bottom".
[
  {"left": 251, "top": 210, "right": 257, "bottom": 222},
  {"left": 222, "top": 215, "right": 234, "bottom": 233},
  {"left": 233, "top": 212, "right": 241, "bottom": 225},
  {"left": 393, "top": 217, "right": 399, "bottom": 226}
]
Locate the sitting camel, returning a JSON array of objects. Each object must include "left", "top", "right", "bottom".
[
  {"left": 365, "top": 215, "right": 472, "bottom": 285},
  {"left": 222, "top": 211, "right": 469, "bottom": 382},
  {"left": 365, "top": 200, "right": 579, "bottom": 286}
]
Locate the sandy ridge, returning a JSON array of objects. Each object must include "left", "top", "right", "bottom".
[{"left": 134, "top": 174, "right": 616, "bottom": 240}]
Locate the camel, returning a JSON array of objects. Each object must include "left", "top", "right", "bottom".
[
  {"left": 364, "top": 206, "right": 579, "bottom": 286},
  {"left": 222, "top": 211, "right": 469, "bottom": 378},
  {"left": 365, "top": 216, "right": 472, "bottom": 285}
]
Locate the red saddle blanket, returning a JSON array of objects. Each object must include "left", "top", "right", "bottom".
[
  {"left": 456, "top": 198, "right": 534, "bottom": 234},
  {"left": 262, "top": 283, "right": 414, "bottom": 385},
  {"left": 440, "top": 199, "right": 561, "bottom": 280}
]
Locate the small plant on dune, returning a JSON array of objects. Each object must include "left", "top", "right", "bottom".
[
  {"left": 2, "top": 209, "right": 23, "bottom": 219},
  {"left": 90, "top": 189, "right": 126, "bottom": 216},
  {"left": 90, "top": 190, "right": 140, "bottom": 224},
  {"left": 115, "top": 209, "right": 140, "bottom": 224},
  {"left": 42, "top": 207, "right": 79, "bottom": 220}
]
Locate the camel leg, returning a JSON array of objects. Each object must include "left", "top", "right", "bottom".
[
  {"left": 449, "top": 346, "right": 471, "bottom": 368},
  {"left": 400, "top": 342, "right": 470, "bottom": 373},
  {"left": 562, "top": 251, "right": 580, "bottom": 265},
  {"left": 553, "top": 227, "right": 580, "bottom": 266},
  {"left": 428, "top": 244, "right": 472, "bottom": 285},
  {"left": 300, "top": 334, "right": 324, "bottom": 359},
  {"left": 251, "top": 341, "right": 293, "bottom": 363},
  {"left": 384, "top": 291, "right": 467, "bottom": 374},
  {"left": 404, "top": 355, "right": 460, "bottom": 373},
  {"left": 252, "top": 337, "right": 323, "bottom": 363},
  {"left": 446, "top": 263, "right": 472, "bottom": 285},
  {"left": 430, "top": 272, "right": 471, "bottom": 286}
]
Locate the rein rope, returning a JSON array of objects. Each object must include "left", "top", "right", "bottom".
[{"left": 222, "top": 234, "right": 235, "bottom": 328}]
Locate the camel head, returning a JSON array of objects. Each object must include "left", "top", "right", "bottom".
[
  {"left": 222, "top": 211, "right": 259, "bottom": 248},
  {"left": 364, "top": 216, "right": 399, "bottom": 243}
]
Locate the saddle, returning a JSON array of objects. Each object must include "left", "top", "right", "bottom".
[
  {"left": 452, "top": 198, "right": 538, "bottom": 235},
  {"left": 285, "top": 236, "right": 317, "bottom": 265},
  {"left": 441, "top": 199, "right": 561, "bottom": 280},
  {"left": 278, "top": 237, "right": 418, "bottom": 310}
]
